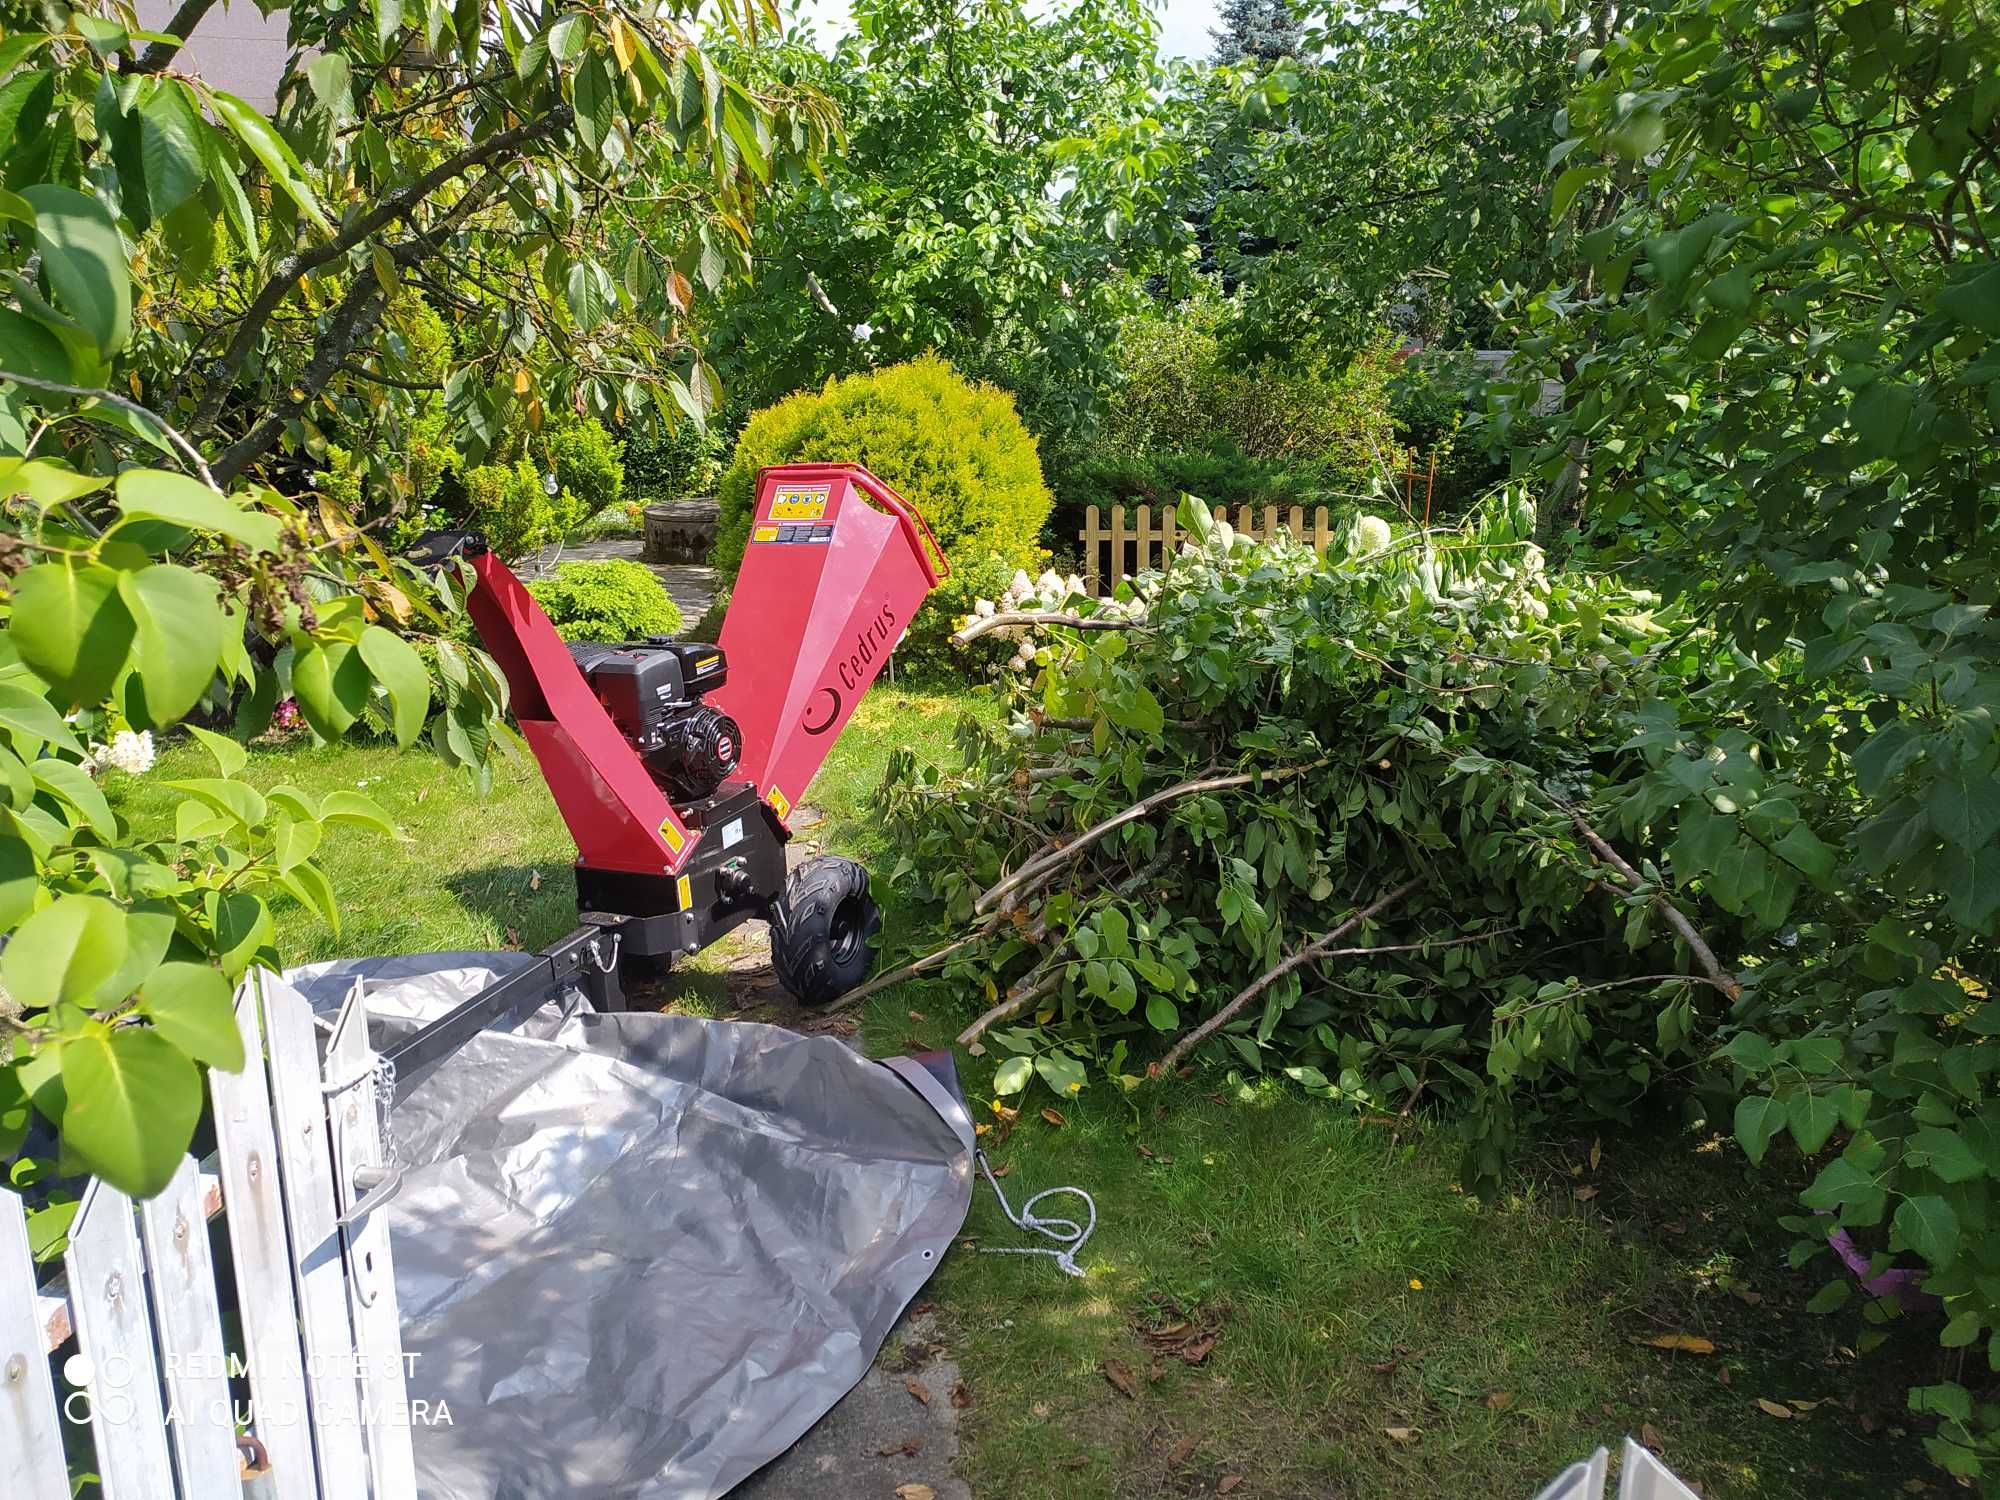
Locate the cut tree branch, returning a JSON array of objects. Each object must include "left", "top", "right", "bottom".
[
  {"left": 958, "top": 972, "right": 1060, "bottom": 1048},
  {"left": 1158, "top": 878, "right": 1423, "bottom": 1073},
  {"left": 975, "top": 759, "right": 1328, "bottom": 916},
  {"left": 954, "top": 610, "right": 1147, "bottom": 645},
  {"left": 1548, "top": 793, "right": 1740, "bottom": 1000}
]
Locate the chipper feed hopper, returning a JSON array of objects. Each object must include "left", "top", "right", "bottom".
[{"left": 389, "top": 463, "right": 945, "bottom": 1088}]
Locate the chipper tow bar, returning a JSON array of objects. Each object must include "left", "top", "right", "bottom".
[{"left": 380, "top": 463, "right": 946, "bottom": 1097}]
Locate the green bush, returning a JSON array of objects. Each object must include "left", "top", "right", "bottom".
[
  {"left": 691, "top": 587, "right": 731, "bottom": 644},
  {"left": 625, "top": 414, "right": 733, "bottom": 501},
  {"left": 462, "top": 460, "right": 588, "bottom": 560},
  {"left": 711, "top": 355, "right": 1051, "bottom": 580},
  {"left": 1100, "top": 292, "right": 1403, "bottom": 494},
  {"left": 526, "top": 560, "right": 684, "bottom": 643},
  {"left": 542, "top": 413, "right": 626, "bottom": 515}
]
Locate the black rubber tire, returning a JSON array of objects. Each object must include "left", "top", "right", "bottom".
[{"left": 770, "top": 855, "right": 881, "bottom": 1006}]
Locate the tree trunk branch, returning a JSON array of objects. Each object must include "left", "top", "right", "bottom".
[
  {"left": 1158, "top": 879, "right": 1423, "bottom": 1073},
  {"left": 188, "top": 106, "right": 571, "bottom": 431},
  {"left": 132, "top": 0, "right": 220, "bottom": 73},
  {"left": 207, "top": 169, "right": 510, "bottom": 485},
  {"left": 957, "top": 972, "right": 1060, "bottom": 1048}
]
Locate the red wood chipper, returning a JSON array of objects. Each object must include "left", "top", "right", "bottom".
[{"left": 384, "top": 463, "right": 946, "bottom": 1092}]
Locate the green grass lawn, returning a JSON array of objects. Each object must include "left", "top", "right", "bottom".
[{"left": 107, "top": 686, "right": 1939, "bottom": 1498}]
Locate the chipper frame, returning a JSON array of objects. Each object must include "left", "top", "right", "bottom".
[{"left": 385, "top": 464, "right": 945, "bottom": 1092}]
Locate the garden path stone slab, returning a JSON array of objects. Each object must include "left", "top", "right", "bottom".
[{"left": 732, "top": 1308, "right": 972, "bottom": 1500}]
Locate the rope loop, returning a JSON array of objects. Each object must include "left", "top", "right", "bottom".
[{"left": 975, "top": 1149, "right": 1096, "bottom": 1279}]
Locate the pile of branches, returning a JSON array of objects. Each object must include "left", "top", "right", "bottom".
[{"left": 870, "top": 497, "right": 1740, "bottom": 1181}]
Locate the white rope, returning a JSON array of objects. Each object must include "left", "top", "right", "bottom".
[{"left": 975, "top": 1150, "right": 1095, "bottom": 1279}]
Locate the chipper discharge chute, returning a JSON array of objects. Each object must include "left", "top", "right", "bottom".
[{"left": 338, "top": 464, "right": 969, "bottom": 1499}]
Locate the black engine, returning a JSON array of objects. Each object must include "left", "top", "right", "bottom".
[{"left": 568, "top": 639, "right": 741, "bottom": 801}]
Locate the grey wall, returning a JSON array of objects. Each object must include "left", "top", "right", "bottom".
[{"left": 135, "top": 0, "right": 292, "bottom": 110}]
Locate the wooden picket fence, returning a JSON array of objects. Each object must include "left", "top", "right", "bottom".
[
  {"left": 1079, "top": 502, "right": 1340, "bottom": 594},
  {"left": 1, "top": 971, "right": 417, "bottom": 1500}
]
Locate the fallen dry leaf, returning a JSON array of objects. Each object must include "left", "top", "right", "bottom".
[
  {"left": 1717, "top": 1367, "right": 1732, "bottom": 1386},
  {"left": 895, "top": 1486, "right": 936, "bottom": 1500},
  {"left": 416, "top": 786, "right": 429, "bottom": 803},
  {"left": 1383, "top": 1426, "right": 1420, "bottom": 1445},
  {"left": 989, "top": 1161, "right": 1012, "bottom": 1178},
  {"left": 1589, "top": 1138, "right": 1602, "bottom": 1171},
  {"left": 1662, "top": 1219, "right": 1688, "bottom": 1235},
  {"left": 1168, "top": 1436, "right": 1197, "bottom": 1467},
  {"left": 1755, "top": 1398, "right": 1793, "bottom": 1420},
  {"left": 1042, "top": 1107, "right": 1068, "bottom": 1127},
  {"left": 1639, "top": 1422, "right": 1663, "bottom": 1449},
  {"left": 1787, "top": 1398, "right": 1821, "bottom": 1412},
  {"left": 950, "top": 1381, "right": 973, "bottom": 1410},
  {"left": 528, "top": 869, "right": 541, "bottom": 891},
  {"left": 1102, "top": 1359, "right": 1137, "bottom": 1399},
  {"left": 1367, "top": 1360, "right": 1399, "bottom": 1376},
  {"left": 1180, "top": 1334, "right": 1217, "bottom": 1365},
  {"left": 1218, "top": 1479, "right": 1243, "bottom": 1495},
  {"left": 1483, "top": 1391, "right": 1513, "bottom": 1410},
  {"left": 1031, "top": 1401, "right": 1050, "bottom": 1419},
  {"left": 1636, "top": 1334, "right": 1715, "bottom": 1355},
  {"left": 905, "top": 1379, "right": 932, "bottom": 1406},
  {"left": 504, "top": 926, "right": 522, "bottom": 949},
  {"left": 908, "top": 1009, "right": 927, "bottom": 1022},
  {"left": 879, "top": 1438, "right": 922, "bottom": 1457},
  {"left": 1137, "top": 1143, "right": 1157, "bottom": 1159},
  {"left": 1574, "top": 1185, "right": 1600, "bottom": 1202}
]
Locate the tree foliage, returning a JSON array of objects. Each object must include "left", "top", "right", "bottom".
[
  {"left": 1490, "top": 0, "right": 2000, "bottom": 1473},
  {"left": 708, "top": 0, "right": 1192, "bottom": 443},
  {"left": 0, "top": 0, "right": 823, "bottom": 1242},
  {"left": 1200, "top": 0, "right": 1576, "bottom": 355}
]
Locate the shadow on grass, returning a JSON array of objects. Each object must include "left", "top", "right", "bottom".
[{"left": 444, "top": 862, "right": 581, "bottom": 954}]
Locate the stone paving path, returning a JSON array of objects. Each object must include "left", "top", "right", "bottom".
[{"left": 520, "top": 535, "right": 721, "bottom": 624}]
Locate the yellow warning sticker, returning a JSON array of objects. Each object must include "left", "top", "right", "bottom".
[
  {"left": 766, "top": 785, "right": 792, "bottom": 820},
  {"left": 752, "top": 523, "right": 780, "bottom": 543},
  {"left": 675, "top": 874, "right": 692, "bottom": 909},
  {"left": 659, "top": 817, "right": 686, "bottom": 854},
  {"left": 769, "top": 485, "right": 830, "bottom": 521}
]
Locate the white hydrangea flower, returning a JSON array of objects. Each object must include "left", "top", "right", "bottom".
[
  {"left": 851, "top": 322, "right": 875, "bottom": 343},
  {"left": 95, "top": 729, "right": 155, "bottom": 776},
  {"left": 1354, "top": 515, "right": 1393, "bottom": 555},
  {"left": 1037, "top": 569, "right": 1063, "bottom": 598},
  {"left": 1010, "top": 569, "right": 1034, "bottom": 598},
  {"left": 974, "top": 598, "right": 996, "bottom": 617}
]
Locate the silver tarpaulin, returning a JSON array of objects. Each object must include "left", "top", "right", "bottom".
[{"left": 287, "top": 953, "right": 974, "bottom": 1499}]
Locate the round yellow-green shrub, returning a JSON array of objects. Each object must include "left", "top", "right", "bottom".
[{"left": 710, "top": 354, "right": 1052, "bottom": 579}]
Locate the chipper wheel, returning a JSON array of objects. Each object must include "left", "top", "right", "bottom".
[{"left": 770, "top": 855, "right": 882, "bottom": 1006}]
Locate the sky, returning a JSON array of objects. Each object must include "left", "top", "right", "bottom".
[{"left": 788, "top": 0, "right": 1219, "bottom": 61}]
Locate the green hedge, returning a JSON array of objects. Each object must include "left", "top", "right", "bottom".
[
  {"left": 526, "top": 559, "right": 683, "bottom": 642},
  {"left": 710, "top": 355, "right": 1051, "bottom": 580}
]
